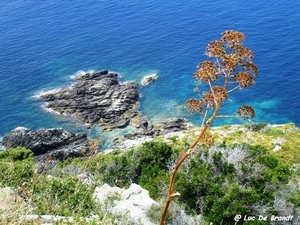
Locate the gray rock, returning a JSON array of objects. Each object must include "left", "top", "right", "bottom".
[
  {"left": 2, "top": 127, "right": 98, "bottom": 171},
  {"left": 39, "top": 70, "right": 140, "bottom": 130},
  {"left": 158, "top": 118, "right": 187, "bottom": 134},
  {"left": 113, "top": 118, "right": 188, "bottom": 148}
]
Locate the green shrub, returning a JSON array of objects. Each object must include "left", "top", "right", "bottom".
[
  {"left": 32, "top": 176, "right": 97, "bottom": 217},
  {"left": 138, "top": 164, "right": 169, "bottom": 198},
  {"left": 264, "top": 128, "right": 284, "bottom": 136},
  {"left": 246, "top": 122, "right": 268, "bottom": 132},
  {"left": 288, "top": 189, "right": 300, "bottom": 207},
  {"left": 0, "top": 147, "right": 98, "bottom": 219},
  {"left": 173, "top": 144, "right": 292, "bottom": 224},
  {"left": 90, "top": 141, "right": 175, "bottom": 198},
  {"left": 167, "top": 136, "right": 178, "bottom": 143},
  {"left": 135, "top": 141, "right": 175, "bottom": 169},
  {"left": 0, "top": 147, "right": 34, "bottom": 187}
]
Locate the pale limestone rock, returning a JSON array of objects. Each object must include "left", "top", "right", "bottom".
[
  {"left": 273, "top": 145, "right": 282, "bottom": 152},
  {"left": 93, "top": 183, "right": 157, "bottom": 225}
]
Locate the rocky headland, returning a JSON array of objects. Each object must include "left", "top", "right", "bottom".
[
  {"left": 39, "top": 70, "right": 140, "bottom": 130},
  {"left": 35, "top": 69, "right": 191, "bottom": 149}
]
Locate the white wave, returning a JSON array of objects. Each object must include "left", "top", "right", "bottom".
[
  {"left": 0, "top": 136, "right": 5, "bottom": 151},
  {"left": 145, "top": 73, "right": 157, "bottom": 77},
  {"left": 69, "top": 69, "right": 96, "bottom": 79},
  {"left": 40, "top": 103, "right": 79, "bottom": 119},
  {"left": 33, "top": 88, "right": 63, "bottom": 99},
  {"left": 40, "top": 103, "right": 60, "bottom": 115}
]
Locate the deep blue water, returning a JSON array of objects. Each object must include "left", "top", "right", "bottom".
[{"left": 1, "top": 0, "right": 300, "bottom": 139}]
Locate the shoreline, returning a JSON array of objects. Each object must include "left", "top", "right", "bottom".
[{"left": 6, "top": 69, "right": 296, "bottom": 152}]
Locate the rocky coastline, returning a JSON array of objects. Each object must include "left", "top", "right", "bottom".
[{"left": 1, "top": 70, "right": 190, "bottom": 168}]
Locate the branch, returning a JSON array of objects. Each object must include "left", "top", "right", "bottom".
[
  {"left": 227, "top": 85, "right": 240, "bottom": 94},
  {"left": 201, "top": 106, "right": 209, "bottom": 127}
]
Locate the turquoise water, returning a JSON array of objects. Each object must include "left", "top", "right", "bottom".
[{"left": 1, "top": 1, "right": 300, "bottom": 138}]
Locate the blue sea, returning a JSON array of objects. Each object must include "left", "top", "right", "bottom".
[{"left": 1, "top": 1, "right": 300, "bottom": 140}]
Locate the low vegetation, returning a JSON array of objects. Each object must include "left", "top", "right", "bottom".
[{"left": 1, "top": 124, "right": 300, "bottom": 224}]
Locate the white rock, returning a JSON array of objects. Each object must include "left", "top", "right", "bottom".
[
  {"left": 273, "top": 145, "right": 282, "bottom": 152},
  {"left": 141, "top": 74, "right": 157, "bottom": 86},
  {"left": 113, "top": 137, "right": 154, "bottom": 152},
  {"left": 93, "top": 183, "right": 122, "bottom": 202},
  {"left": 93, "top": 183, "right": 157, "bottom": 225}
]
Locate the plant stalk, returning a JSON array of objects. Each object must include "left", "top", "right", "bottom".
[{"left": 158, "top": 104, "right": 221, "bottom": 225}]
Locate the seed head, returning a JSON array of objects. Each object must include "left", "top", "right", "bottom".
[
  {"left": 221, "top": 54, "right": 239, "bottom": 72},
  {"left": 232, "top": 72, "right": 255, "bottom": 88},
  {"left": 237, "top": 105, "right": 255, "bottom": 119},
  {"left": 202, "top": 86, "right": 227, "bottom": 107},
  {"left": 206, "top": 40, "right": 225, "bottom": 58},
  {"left": 186, "top": 98, "right": 203, "bottom": 114},
  {"left": 221, "top": 30, "right": 245, "bottom": 47},
  {"left": 241, "top": 62, "right": 258, "bottom": 77},
  {"left": 193, "top": 61, "right": 218, "bottom": 83}
]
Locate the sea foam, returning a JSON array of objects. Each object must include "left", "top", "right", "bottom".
[
  {"left": 69, "top": 69, "right": 96, "bottom": 79},
  {"left": 33, "top": 88, "right": 62, "bottom": 99}
]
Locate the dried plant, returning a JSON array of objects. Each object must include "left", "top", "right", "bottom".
[{"left": 159, "top": 30, "right": 258, "bottom": 224}]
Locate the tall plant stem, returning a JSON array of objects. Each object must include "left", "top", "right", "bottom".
[{"left": 158, "top": 104, "right": 221, "bottom": 225}]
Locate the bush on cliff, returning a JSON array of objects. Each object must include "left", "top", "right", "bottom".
[
  {"left": 86, "top": 141, "right": 174, "bottom": 198},
  {"left": 0, "top": 147, "right": 34, "bottom": 187},
  {"left": 174, "top": 144, "right": 292, "bottom": 224},
  {"left": 32, "top": 175, "right": 96, "bottom": 217}
]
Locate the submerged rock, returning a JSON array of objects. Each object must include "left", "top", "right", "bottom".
[
  {"left": 39, "top": 70, "right": 140, "bottom": 130},
  {"left": 1, "top": 127, "right": 98, "bottom": 171},
  {"left": 141, "top": 74, "right": 157, "bottom": 86}
]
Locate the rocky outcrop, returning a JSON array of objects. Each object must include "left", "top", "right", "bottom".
[
  {"left": 1, "top": 127, "right": 98, "bottom": 171},
  {"left": 39, "top": 70, "right": 140, "bottom": 130},
  {"left": 112, "top": 118, "right": 190, "bottom": 150},
  {"left": 141, "top": 74, "right": 157, "bottom": 86},
  {"left": 124, "top": 118, "right": 188, "bottom": 140},
  {"left": 93, "top": 183, "right": 157, "bottom": 225},
  {"left": 158, "top": 118, "right": 188, "bottom": 134}
]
